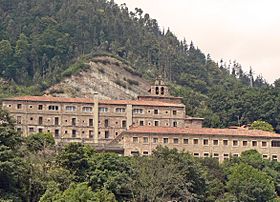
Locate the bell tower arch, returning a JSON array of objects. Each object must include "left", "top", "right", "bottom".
[{"left": 150, "top": 76, "right": 170, "bottom": 96}]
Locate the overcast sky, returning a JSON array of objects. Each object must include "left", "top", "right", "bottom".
[{"left": 114, "top": 0, "right": 280, "bottom": 83}]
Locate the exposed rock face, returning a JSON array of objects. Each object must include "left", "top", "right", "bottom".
[{"left": 45, "top": 56, "right": 150, "bottom": 100}]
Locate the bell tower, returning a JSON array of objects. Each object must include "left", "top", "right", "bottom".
[
  {"left": 138, "top": 76, "right": 182, "bottom": 104},
  {"left": 150, "top": 76, "right": 170, "bottom": 96}
]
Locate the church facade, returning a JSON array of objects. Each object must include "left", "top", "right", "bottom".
[{"left": 1, "top": 79, "right": 280, "bottom": 161}]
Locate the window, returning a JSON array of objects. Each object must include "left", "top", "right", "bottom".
[
  {"left": 271, "top": 140, "right": 280, "bottom": 147},
  {"left": 38, "top": 105, "right": 43, "bottom": 110},
  {"left": 155, "top": 86, "right": 159, "bottom": 95},
  {"left": 204, "top": 153, "right": 209, "bottom": 157},
  {"left": 193, "top": 139, "right": 199, "bottom": 145},
  {"left": 72, "top": 130, "right": 76, "bottom": 138},
  {"left": 154, "top": 121, "right": 159, "bottom": 126},
  {"left": 131, "top": 151, "right": 140, "bottom": 156},
  {"left": 89, "top": 130, "right": 94, "bottom": 138},
  {"left": 55, "top": 129, "right": 60, "bottom": 138},
  {"left": 38, "top": 128, "right": 43, "bottom": 133},
  {"left": 82, "top": 107, "right": 93, "bottom": 112},
  {"left": 48, "top": 105, "right": 59, "bottom": 111},
  {"left": 272, "top": 155, "right": 278, "bottom": 161},
  {"left": 243, "top": 141, "right": 248, "bottom": 146},
  {"left": 140, "top": 120, "right": 144, "bottom": 126},
  {"left": 173, "top": 110, "right": 177, "bottom": 115},
  {"left": 143, "top": 151, "right": 149, "bottom": 156},
  {"left": 133, "top": 137, "right": 138, "bottom": 143},
  {"left": 29, "top": 105, "right": 33, "bottom": 109},
  {"left": 183, "top": 138, "right": 189, "bottom": 144},
  {"left": 55, "top": 117, "right": 59, "bottom": 126},
  {"left": 99, "top": 107, "right": 108, "bottom": 113},
  {"left": 72, "top": 118, "right": 76, "bottom": 126},
  {"left": 203, "top": 139, "right": 209, "bottom": 145},
  {"left": 122, "top": 120, "right": 127, "bottom": 128},
  {"left": 193, "top": 153, "right": 200, "bottom": 157},
  {"left": 38, "top": 117, "right": 43, "bottom": 125},
  {"left": 154, "top": 109, "right": 159, "bottom": 114},
  {"left": 173, "top": 138, "right": 179, "bottom": 144},
  {"left": 105, "top": 131, "right": 110, "bottom": 139},
  {"left": 224, "top": 153, "right": 229, "bottom": 159},
  {"left": 65, "top": 106, "right": 76, "bottom": 111},
  {"left": 163, "top": 138, "right": 169, "bottom": 144},
  {"left": 153, "top": 138, "right": 158, "bottom": 143},
  {"left": 233, "top": 140, "right": 238, "bottom": 146},
  {"left": 161, "top": 87, "right": 165, "bottom": 95},
  {"left": 17, "top": 104, "right": 22, "bottom": 109},
  {"left": 213, "top": 140, "right": 219, "bottom": 145},
  {"left": 30, "top": 117, "right": 33, "bottom": 121},
  {"left": 233, "top": 153, "right": 239, "bottom": 157},
  {"left": 29, "top": 127, "right": 34, "bottom": 133},
  {"left": 213, "top": 153, "right": 219, "bottom": 159},
  {"left": 143, "top": 137, "right": 148, "bottom": 144},
  {"left": 173, "top": 121, "right": 177, "bottom": 127},
  {"left": 133, "top": 108, "right": 143, "bottom": 114},
  {"left": 252, "top": 141, "right": 257, "bottom": 147},
  {"left": 105, "top": 119, "right": 109, "bottom": 128},
  {"left": 89, "top": 119, "right": 93, "bottom": 127},
  {"left": 262, "top": 141, "right": 267, "bottom": 147},
  {"left": 116, "top": 108, "right": 125, "bottom": 113},
  {"left": 223, "top": 140, "right": 228, "bottom": 146},
  {"left": 263, "top": 154, "right": 268, "bottom": 159},
  {"left": 16, "top": 116, "right": 22, "bottom": 124}
]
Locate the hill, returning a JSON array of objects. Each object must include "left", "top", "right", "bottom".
[
  {"left": 46, "top": 56, "right": 150, "bottom": 99},
  {"left": 1, "top": 0, "right": 280, "bottom": 131}
]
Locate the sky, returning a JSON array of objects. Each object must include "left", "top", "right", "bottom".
[{"left": 114, "top": 0, "right": 280, "bottom": 83}]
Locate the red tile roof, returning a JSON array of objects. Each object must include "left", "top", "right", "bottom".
[
  {"left": 125, "top": 126, "right": 280, "bottom": 138},
  {"left": 3, "top": 96, "right": 184, "bottom": 107}
]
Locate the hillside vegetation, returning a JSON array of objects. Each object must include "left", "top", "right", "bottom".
[
  {"left": 1, "top": 0, "right": 280, "bottom": 130},
  {"left": 0, "top": 113, "right": 280, "bottom": 201}
]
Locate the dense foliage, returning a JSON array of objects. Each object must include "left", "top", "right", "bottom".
[
  {"left": 1, "top": 109, "right": 280, "bottom": 201},
  {"left": 1, "top": 0, "right": 280, "bottom": 131}
]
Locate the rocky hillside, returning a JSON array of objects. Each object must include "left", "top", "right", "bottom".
[{"left": 45, "top": 56, "right": 150, "bottom": 100}]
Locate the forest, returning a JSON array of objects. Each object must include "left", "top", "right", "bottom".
[
  {"left": 1, "top": 108, "right": 280, "bottom": 202},
  {"left": 1, "top": 0, "right": 280, "bottom": 131}
]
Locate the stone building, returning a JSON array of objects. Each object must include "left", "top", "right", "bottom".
[
  {"left": 1, "top": 79, "right": 280, "bottom": 161},
  {"left": 1, "top": 79, "right": 202, "bottom": 144},
  {"left": 116, "top": 126, "right": 280, "bottom": 162}
]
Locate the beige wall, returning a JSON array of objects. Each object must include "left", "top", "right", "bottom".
[
  {"left": 2, "top": 100, "right": 186, "bottom": 142},
  {"left": 123, "top": 133, "right": 280, "bottom": 162}
]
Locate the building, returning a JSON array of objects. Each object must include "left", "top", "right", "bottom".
[
  {"left": 1, "top": 79, "right": 280, "bottom": 161},
  {"left": 116, "top": 126, "right": 280, "bottom": 162},
  {"left": 1, "top": 79, "right": 202, "bottom": 143}
]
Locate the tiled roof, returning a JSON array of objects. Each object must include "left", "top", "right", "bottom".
[
  {"left": 125, "top": 126, "right": 280, "bottom": 138},
  {"left": 3, "top": 96, "right": 184, "bottom": 107}
]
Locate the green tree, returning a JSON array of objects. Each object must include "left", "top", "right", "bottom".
[
  {"left": 0, "top": 109, "right": 27, "bottom": 201},
  {"left": 251, "top": 120, "right": 274, "bottom": 132},
  {"left": 39, "top": 182, "right": 116, "bottom": 202},
  {"left": 26, "top": 132, "right": 55, "bottom": 152},
  {"left": 57, "top": 143, "right": 95, "bottom": 181},
  {"left": 131, "top": 146, "right": 206, "bottom": 201},
  {"left": 88, "top": 153, "right": 134, "bottom": 201},
  {"left": 226, "top": 163, "right": 275, "bottom": 202}
]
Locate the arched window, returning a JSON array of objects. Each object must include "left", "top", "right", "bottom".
[
  {"left": 155, "top": 87, "right": 159, "bottom": 95},
  {"left": 161, "top": 87, "right": 165, "bottom": 95}
]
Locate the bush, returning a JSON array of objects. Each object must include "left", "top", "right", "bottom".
[
  {"left": 61, "top": 61, "right": 89, "bottom": 78},
  {"left": 114, "top": 79, "right": 127, "bottom": 88},
  {"left": 127, "top": 78, "right": 139, "bottom": 86}
]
